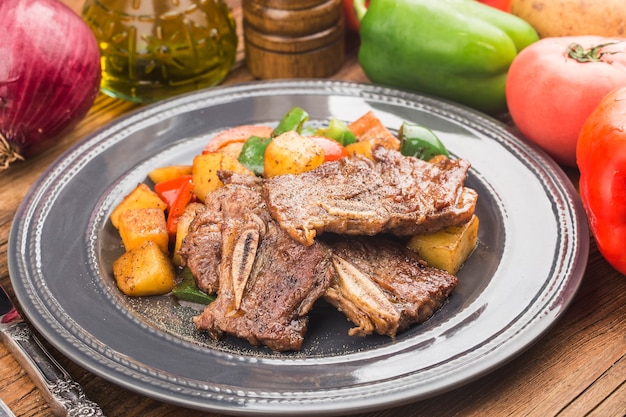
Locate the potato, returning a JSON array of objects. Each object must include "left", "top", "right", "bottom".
[
  {"left": 221, "top": 152, "right": 252, "bottom": 176},
  {"left": 192, "top": 152, "right": 253, "bottom": 202},
  {"left": 218, "top": 142, "right": 245, "bottom": 160},
  {"left": 263, "top": 131, "right": 325, "bottom": 178},
  {"left": 147, "top": 165, "right": 192, "bottom": 184},
  {"left": 118, "top": 208, "right": 169, "bottom": 253},
  {"left": 407, "top": 215, "right": 479, "bottom": 274},
  {"left": 112, "top": 240, "right": 176, "bottom": 296},
  {"left": 510, "top": 0, "right": 626, "bottom": 38},
  {"left": 172, "top": 202, "right": 204, "bottom": 266},
  {"left": 192, "top": 153, "right": 223, "bottom": 202},
  {"left": 110, "top": 183, "right": 167, "bottom": 229}
]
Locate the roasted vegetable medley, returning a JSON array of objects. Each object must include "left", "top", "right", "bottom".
[{"left": 109, "top": 108, "right": 478, "bottom": 303}]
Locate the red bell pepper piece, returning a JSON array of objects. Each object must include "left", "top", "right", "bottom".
[
  {"left": 477, "top": 0, "right": 510, "bottom": 12},
  {"left": 154, "top": 175, "right": 192, "bottom": 209},
  {"left": 577, "top": 86, "right": 626, "bottom": 275},
  {"left": 154, "top": 175, "right": 195, "bottom": 240}
]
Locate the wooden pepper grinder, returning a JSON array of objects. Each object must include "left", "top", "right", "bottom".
[{"left": 243, "top": 0, "right": 345, "bottom": 79}]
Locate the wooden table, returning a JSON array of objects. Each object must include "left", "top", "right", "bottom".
[{"left": 1, "top": 1, "right": 625, "bottom": 416}]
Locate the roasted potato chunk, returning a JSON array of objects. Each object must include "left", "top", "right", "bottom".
[
  {"left": 192, "top": 152, "right": 253, "bottom": 202},
  {"left": 218, "top": 142, "right": 245, "bottom": 160},
  {"left": 110, "top": 183, "right": 166, "bottom": 229},
  {"left": 148, "top": 165, "right": 192, "bottom": 184},
  {"left": 172, "top": 202, "right": 204, "bottom": 266},
  {"left": 192, "top": 152, "right": 222, "bottom": 202},
  {"left": 112, "top": 240, "right": 176, "bottom": 296},
  {"left": 407, "top": 215, "right": 479, "bottom": 274},
  {"left": 118, "top": 208, "right": 169, "bottom": 253},
  {"left": 263, "top": 131, "right": 324, "bottom": 178}
]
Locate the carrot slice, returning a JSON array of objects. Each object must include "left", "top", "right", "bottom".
[{"left": 348, "top": 111, "right": 400, "bottom": 150}]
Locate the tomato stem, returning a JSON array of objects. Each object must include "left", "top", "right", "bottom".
[
  {"left": 566, "top": 42, "right": 621, "bottom": 63},
  {"left": 0, "top": 133, "right": 24, "bottom": 170}
]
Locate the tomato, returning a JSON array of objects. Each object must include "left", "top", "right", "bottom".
[
  {"left": 477, "top": 0, "right": 510, "bottom": 11},
  {"left": 309, "top": 136, "right": 348, "bottom": 161},
  {"left": 203, "top": 125, "right": 273, "bottom": 154},
  {"left": 506, "top": 36, "right": 626, "bottom": 167}
]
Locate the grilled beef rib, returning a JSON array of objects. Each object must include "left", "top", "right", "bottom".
[
  {"left": 324, "top": 236, "right": 458, "bottom": 337},
  {"left": 263, "top": 146, "right": 477, "bottom": 246},
  {"left": 180, "top": 146, "right": 473, "bottom": 351},
  {"left": 183, "top": 173, "right": 334, "bottom": 352}
]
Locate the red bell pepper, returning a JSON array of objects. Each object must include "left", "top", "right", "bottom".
[
  {"left": 577, "top": 86, "right": 626, "bottom": 275},
  {"left": 477, "top": 0, "right": 510, "bottom": 11},
  {"left": 154, "top": 175, "right": 195, "bottom": 240},
  {"left": 154, "top": 175, "right": 192, "bottom": 209}
]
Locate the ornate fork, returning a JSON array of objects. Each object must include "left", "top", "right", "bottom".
[{"left": 0, "top": 284, "right": 104, "bottom": 416}]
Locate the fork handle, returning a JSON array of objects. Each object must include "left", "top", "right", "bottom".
[{"left": 1, "top": 321, "right": 104, "bottom": 417}]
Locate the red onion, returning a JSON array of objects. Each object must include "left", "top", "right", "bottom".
[{"left": 0, "top": 0, "right": 101, "bottom": 169}]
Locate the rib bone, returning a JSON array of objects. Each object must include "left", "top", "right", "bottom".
[{"left": 331, "top": 255, "right": 400, "bottom": 336}]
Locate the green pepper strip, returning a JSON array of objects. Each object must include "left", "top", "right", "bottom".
[
  {"left": 315, "top": 118, "right": 357, "bottom": 146},
  {"left": 272, "top": 107, "right": 309, "bottom": 137},
  {"left": 238, "top": 135, "right": 272, "bottom": 176},
  {"left": 399, "top": 122, "right": 449, "bottom": 161},
  {"left": 172, "top": 267, "right": 215, "bottom": 305}
]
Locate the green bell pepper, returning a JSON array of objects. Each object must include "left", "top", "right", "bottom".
[
  {"left": 172, "top": 268, "right": 215, "bottom": 305},
  {"left": 355, "top": 0, "right": 539, "bottom": 115},
  {"left": 399, "top": 122, "right": 449, "bottom": 160},
  {"left": 315, "top": 118, "right": 357, "bottom": 146},
  {"left": 272, "top": 107, "right": 309, "bottom": 137},
  {"left": 238, "top": 135, "right": 272, "bottom": 176}
]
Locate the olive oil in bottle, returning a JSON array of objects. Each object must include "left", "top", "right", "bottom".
[{"left": 82, "top": 0, "right": 237, "bottom": 103}]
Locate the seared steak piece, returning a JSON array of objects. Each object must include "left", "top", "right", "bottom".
[
  {"left": 186, "top": 173, "right": 334, "bottom": 352},
  {"left": 263, "top": 146, "right": 477, "bottom": 246},
  {"left": 324, "top": 236, "right": 458, "bottom": 337},
  {"left": 179, "top": 173, "right": 263, "bottom": 294}
]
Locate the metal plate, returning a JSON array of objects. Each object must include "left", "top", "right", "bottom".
[{"left": 9, "top": 80, "right": 588, "bottom": 415}]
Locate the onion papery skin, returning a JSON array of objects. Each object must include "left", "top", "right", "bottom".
[{"left": 0, "top": 0, "right": 101, "bottom": 168}]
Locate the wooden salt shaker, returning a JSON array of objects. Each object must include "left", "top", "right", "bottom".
[{"left": 243, "top": 0, "right": 345, "bottom": 79}]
